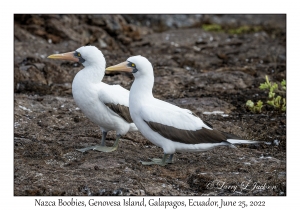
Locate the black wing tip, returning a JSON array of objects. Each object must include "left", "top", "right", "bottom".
[{"left": 105, "top": 103, "right": 133, "bottom": 123}]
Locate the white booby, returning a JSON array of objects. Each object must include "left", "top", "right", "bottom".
[
  {"left": 105, "top": 55, "right": 260, "bottom": 166},
  {"left": 48, "top": 46, "right": 138, "bottom": 152}
]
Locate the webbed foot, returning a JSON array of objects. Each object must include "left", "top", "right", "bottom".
[
  {"left": 76, "top": 133, "right": 120, "bottom": 153},
  {"left": 141, "top": 154, "right": 174, "bottom": 166},
  {"left": 76, "top": 146, "right": 97, "bottom": 153},
  {"left": 93, "top": 145, "right": 118, "bottom": 152}
]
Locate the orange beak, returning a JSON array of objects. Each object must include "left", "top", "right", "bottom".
[
  {"left": 105, "top": 61, "right": 133, "bottom": 74},
  {"left": 47, "top": 51, "right": 79, "bottom": 62}
]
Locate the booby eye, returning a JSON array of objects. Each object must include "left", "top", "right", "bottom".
[
  {"left": 74, "top": 51, "right": 82, "bottom": 57},
  {"left": 127, "top": 61, "right": 138, "bottom": 73},
  {"left": 74, "top": 51, "right": 85, "bottom": 63},
  {"left": 127, "top": 62, "right": 136, "bottom": 68}
]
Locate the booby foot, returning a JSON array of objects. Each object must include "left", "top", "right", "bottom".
[
  {"left": 141, "top": 160, "right": 168, "bottom": 166},
  {"left": 151, "top": 158, "right": 173, "bottom": 164},
  {"left": 141, "top": 154, "right": 173, "bottom": 166},
  {"left": 76, "top": 145, "right": 118, "bottom": 153},
  {"left": 93, "top": 134, "right": 120, "bottom": 152},
  {"left": 93, "top": 145, "right": 118, "bottom": 153},
  {"left": 77, "top": 133, "right": 121, "bottom": 153},
  {"left": 76, "top": 146, "right": 97, "bottom": 153}
]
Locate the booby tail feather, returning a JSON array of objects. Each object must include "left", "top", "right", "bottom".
[{"left": 227, "top": 139, "right": 261, "bottom": 144}]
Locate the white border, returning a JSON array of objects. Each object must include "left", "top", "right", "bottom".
[{"left": 4, "top": 0, "right": 297, "bottom": 208}]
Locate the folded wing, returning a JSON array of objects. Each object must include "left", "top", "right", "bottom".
[
  {"left": 99, "top": 84, "right": 133, "bottom": 123},
  {"left": 140, "top": 100, "right": 229, "bottom": 144}
]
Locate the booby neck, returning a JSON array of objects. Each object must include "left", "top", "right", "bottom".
[
  {"left": 73, "top": 45, "right": 106, "bottom": 84},
  {"left": 79, "top": 63, "right": 106, "bottom": 84},
  {"left": 130, "top": 68, "right": 155, "bottom": 101}
]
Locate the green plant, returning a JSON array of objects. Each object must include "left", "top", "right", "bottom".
[
  {"left": 201, "top": 24, "right": 262, "bottom": 34},
  {"left": 202, "top": 24, "right": 223, "bottom": 32},
  {"left": 228, "top": 25, "right": 262, "bottom": 34},
  {"left": 246, "top": 75, "right": 286, "bottom": 112},
  {"left": 246, "top": 100, "right": 264, "bottom": 113}
]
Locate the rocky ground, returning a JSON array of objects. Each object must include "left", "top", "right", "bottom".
[{"left": 14, "top": 14, "right": 286, "bottom": 196}]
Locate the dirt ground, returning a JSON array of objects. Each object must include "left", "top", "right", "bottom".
[{"left": 14, "top": 14, "right": 286, "bottom": 196}]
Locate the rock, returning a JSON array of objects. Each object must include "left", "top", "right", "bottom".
[
  {"left": 79, "top": 25, "right": 118, "bottom": 49},
  {"left": 14, "top": 24, "right": 39, "bottom": 42},
  {"left": 87, "top": 14, "right": 151, "bottom": 45},
  {"left": 187, "top": 174, "right": 214, "bottom": 193},
  {"left": 14, "top": 64, "right": 48, "bottom": 94},
  {"left": 168, "top": 97, "right": 235, "bottom": 113},
  {"left": 47, "top": 18, "right": 82, "bottom": 43},
  {"left": 123, "top": 14, "right": 204, "bottom": 32},
  {"left": 193, "top": 71, "right": 254, "bottom": 93}
]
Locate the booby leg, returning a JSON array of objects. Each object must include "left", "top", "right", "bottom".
[
  {"left": 168, "top": 154, "right": 174, "bottom": 163},
  {"left": 152, "top": 154, "right": 174, "bottom": 164},
  {"left": 100, "top": 131, "right": 108, "bottom": 146},
  {"left": 76, "top": 132, "right": 120, "bottom": 153},
  {"left": 141, "top": 154, "right": 174, "bottom": 166},
  {"left": 76, "top": 131, "right": 107, "bottom": 152},
  {"left": 93, "top": 134, "right": 121, "bottom": 152}
]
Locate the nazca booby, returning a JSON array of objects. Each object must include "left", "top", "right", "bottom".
[
  {"left": 48, "top": 46, "right": 138, "bottom": 152},
  {"left": 106, "top": 56, "right": 260, "bottom": 166}
]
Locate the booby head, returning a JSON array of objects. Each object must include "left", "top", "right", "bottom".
[
  {"left": 48, "top": 46, "right": 105, "bottom": 67},
  {"left": 105, "top": 55, "right": 153, "bottom": 78}
]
